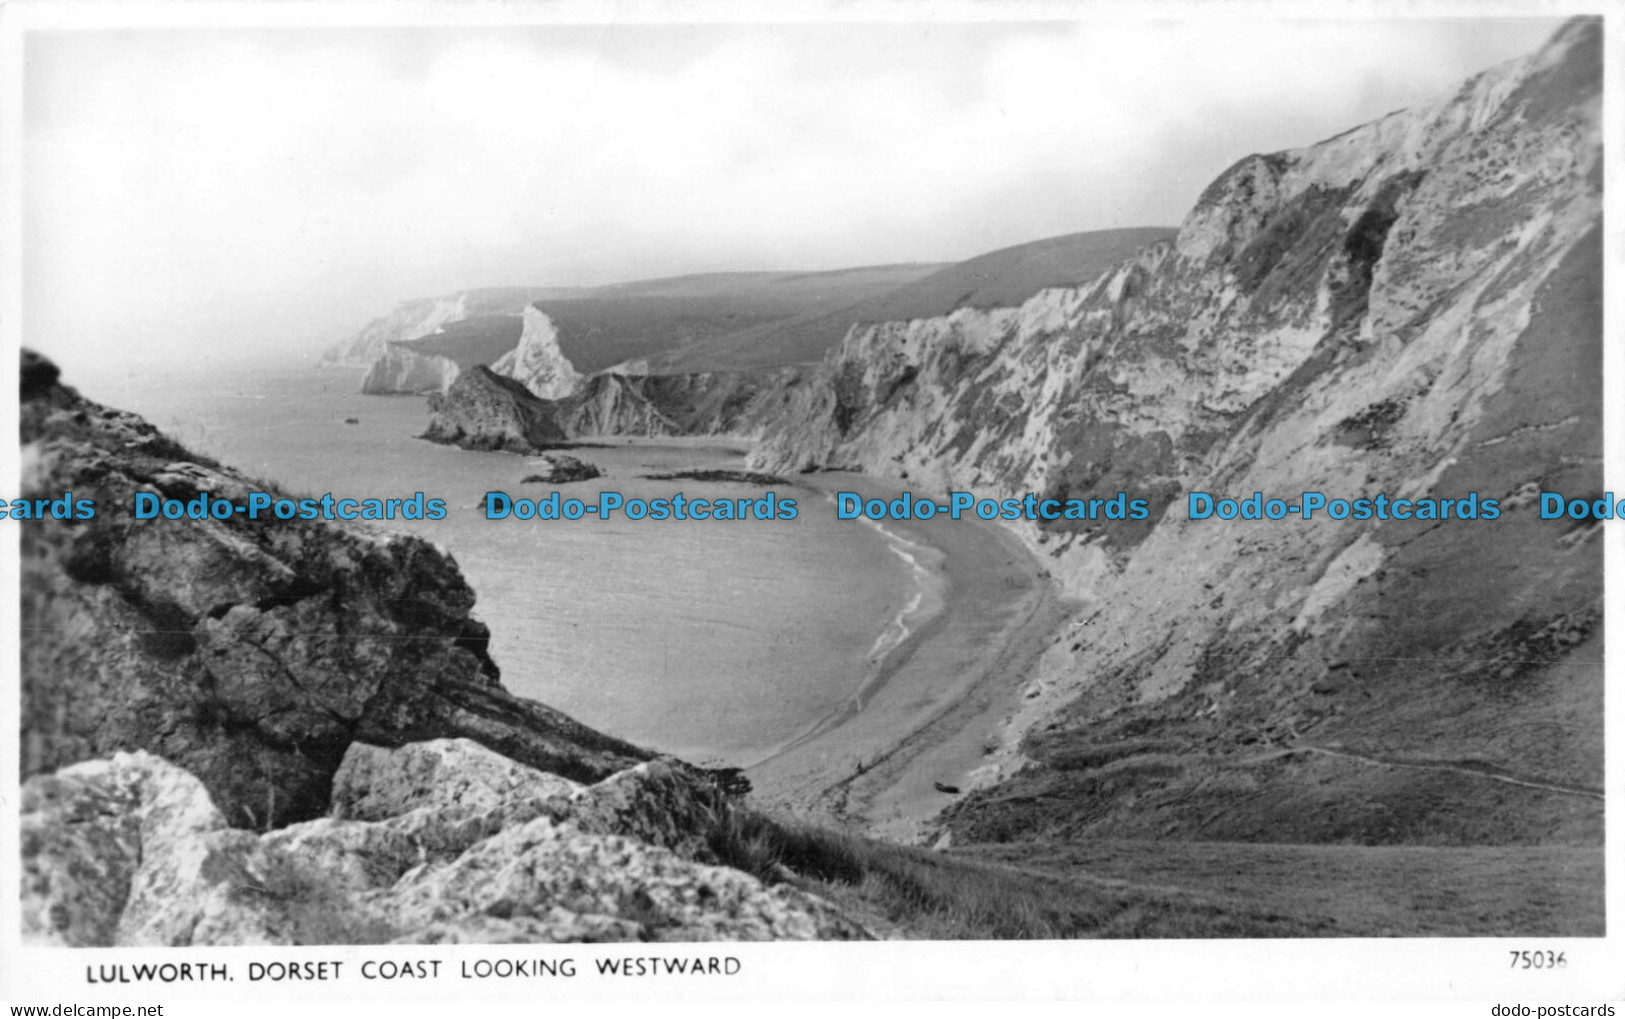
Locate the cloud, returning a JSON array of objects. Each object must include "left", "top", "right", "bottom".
[{"left": 21, "top": 17, "right": 1562, "bottom": 369}]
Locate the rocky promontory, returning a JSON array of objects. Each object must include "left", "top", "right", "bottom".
[
  {"left": 422, "top": 365, "right": 569, "bottom": 454},
  {"left": 21, "top": 350, "right": 644, "bottom": 827},
  {"left": 19, "top": 350, "right": 871, "bottom": 945}
]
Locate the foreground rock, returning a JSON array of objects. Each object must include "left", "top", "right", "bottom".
[
  {"left": 20, "top": 352, "right": 649, "bottom": 827},
  {"left": 423, "top": 365, "right": 569, "bottom": 453},
  {"left": 22, "top": 748, "right": 869, "bottom": 945}
]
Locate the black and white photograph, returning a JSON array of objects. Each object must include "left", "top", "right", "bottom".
[{"left": 1, "top": 0, "right": 1618, "bottom": 1006}]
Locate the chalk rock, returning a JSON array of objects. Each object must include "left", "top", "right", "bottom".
[
  {"left": 333, "top": 738, "right": 583, "bottom": 823},
  {"left": 492, "top": 306, "right": 584, "bottom": 399},
  {"left": 22, "top": 752, "right": 870, "bottom": 946}
]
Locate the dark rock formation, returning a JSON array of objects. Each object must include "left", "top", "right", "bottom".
[
  {"left": 422, "top": 365, "right": 569, "bottom": 454},
  {"left": 520, "top": 453, "right": 602, "bottom": 484},
  {"left": 20, "top": 354, "right": 650, "bottom": 828},
  {"left": 643, "top": 469, "right": 790, "bottom": 486}
]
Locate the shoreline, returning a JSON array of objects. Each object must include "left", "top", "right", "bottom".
[
  {"left": 740, "top": 494, "right": 949, "bottom": 768},
  {"left": 117, "top": 362, "right": 1067, "bottom": 839},
  {"left": 745, "top": 471, "right": 1072, "bottom": 843}
]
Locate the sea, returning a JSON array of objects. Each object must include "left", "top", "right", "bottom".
[{"left": 64, "top": 355, "right": 921, "bottom": 769}]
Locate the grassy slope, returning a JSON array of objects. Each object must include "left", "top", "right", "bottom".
[
  {"left": 395, "top": 314, "right": 525, "bottom": 368},
  {"left": 356, "top": 267, "right": 944, "bottom": 376},
  {"left": 714, "top": 808, "right": 1599, "bottom": 938},
  {"left": 958, "top": 840, "right": 1603, "bottom": 937},
  {"left": 655, "top": 227, "right": 1176, "bottom": 372},
  {"left": 536, "top": 264, "right": 944, "bottom": 374},
  {"left": 370, "top": 230, "right": 1175, "bottom": 376}
]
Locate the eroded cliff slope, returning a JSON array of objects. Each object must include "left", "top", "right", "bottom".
[{"left": 750, "top": 20, "right": 1604, "bottom": 848}]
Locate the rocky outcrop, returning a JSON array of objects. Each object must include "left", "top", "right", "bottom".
[
  {"left": 359, "top": 341, "right": 460, "bottom": 395},
  {"left": 422, "top": 365, "right": 569, "bottom": 454},
  {"left": 22, "top": 747, "right": 869, "bottom": 946},
  {"left": 466, "top": 302, "right": 806, "bottom": 441},
  {"left": 20, "top": 352, "right": 650, "bottom": 828},
  {"left": 752, "top": 21, "right": 1604, "bottom": 847},
  {"left": 330, "top": 738, "right": 584, "bottom": 823},
  {"left": 520, "top": 453, "right": 602, "bottom": 484},
  {"left": 491, "top": 306, "right": 585, "bottom": 399},
  {"left": 431, "top": 356, "right": 800, "bottom": 447},
  {"left": 19, "top": 359, "right": 867, "bottom": 944}
]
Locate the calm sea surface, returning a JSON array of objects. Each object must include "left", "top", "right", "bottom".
[{"left": 69, "top": 358, "right": 917, "bottom": 767}]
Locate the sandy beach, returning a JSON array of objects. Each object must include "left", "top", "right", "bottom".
[{"left": 746, "top": 471, "right": 1071, "bottom": 843}]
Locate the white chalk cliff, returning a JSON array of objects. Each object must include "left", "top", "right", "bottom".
[
  {"left": 748, "top": 21, "right": 1603, "bottom": 847},
  {"left": 492, "top": 306, "right": 585, "bottom": 399},
  {"left": 359, "top": 342, "right": 461, "bottom": 395},
  {"left": 322, "top": 293, "right": 470, "bottom": 368}
]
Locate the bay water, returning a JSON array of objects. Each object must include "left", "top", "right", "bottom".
[{"left": 65, "top": 356, "right": 920, "bottom": 768}]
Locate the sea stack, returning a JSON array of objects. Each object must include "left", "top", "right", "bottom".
[{"left": 491, "top": 304, "right": 584, "bottom": 398}]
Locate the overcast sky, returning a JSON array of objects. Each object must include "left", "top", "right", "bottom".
[{"left": 22, "top": 15, "right": 1563, "bottom": 370}]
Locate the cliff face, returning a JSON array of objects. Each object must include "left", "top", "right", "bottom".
[
  {"left": 560, "top": 367, "right": 802, "bottom": 440},
  {"left": 415, "top": 305, "right": 797, "bottom": 445},
  {"left": 423, "top": 364, "right": 569, "bottom": 453},
  {"left": 490, "top": 306, "right": 585, "bottom": 399},
  {"left": 20, "top": 352, "right": 646, "bottom": 828},
  {"left": 359, "top": 341, "right": 461, "bottom": 395},
  {"left": 322, "top": 293, "right": 470, "bottom": 368},
  {"left": 752, "top": 21, "right": 1603, "bottom": 847}
]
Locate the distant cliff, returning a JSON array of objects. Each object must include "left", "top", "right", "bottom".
[
  {"left": 751, "top": 20, "right": 1604, "bottom": 848},
  {"left": 427, "top": 353, "right": 799, "bottom": 446},
  {"left": 359, "top": 341, "right": 461, "bottom": 395},
  {"left": 394, "top": 301, "right": 802, "bottom": 441},
  {"left": 322, "top": 293, "right": 471, "bottom": 368},
  {"left": 323, "top": 288, "right": 567, "bottom": 370}
]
